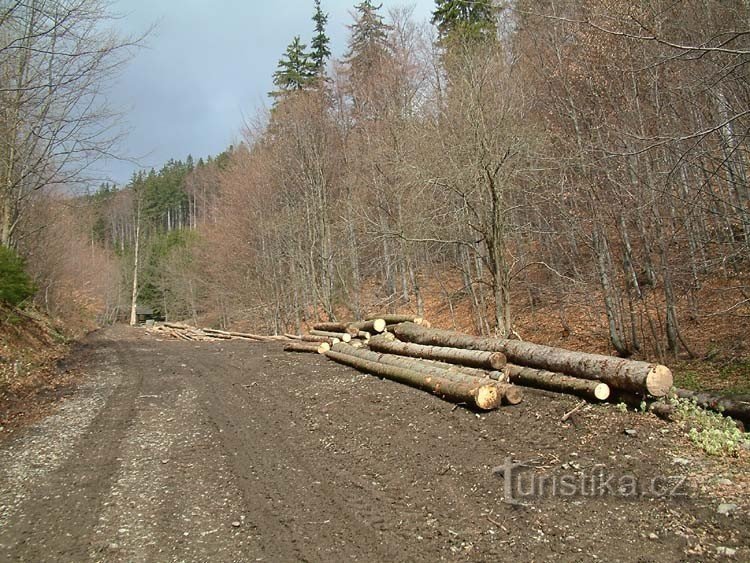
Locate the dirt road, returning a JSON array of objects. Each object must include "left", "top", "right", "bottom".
[{"left": 0, "top": 326, "right": 746, "bottom": 562}]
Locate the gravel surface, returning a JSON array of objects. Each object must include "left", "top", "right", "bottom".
[{"left": 0, "top": 326, "right": 747, "bottom": 562}]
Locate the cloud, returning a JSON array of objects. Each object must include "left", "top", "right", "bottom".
[{"left": 102, "top": 0, "right": 435, "bottom": 184}]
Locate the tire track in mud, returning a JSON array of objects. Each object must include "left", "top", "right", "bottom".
[
  {"left": 0, "top": 337, "right": 140, "bottom": 561},
  {"left": 0, "top": 329, "right": 747, "bottom": 562}
]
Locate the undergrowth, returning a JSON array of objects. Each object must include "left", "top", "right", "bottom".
[{"left": 668, "top": 397, "right": 748, "bottom": 456}]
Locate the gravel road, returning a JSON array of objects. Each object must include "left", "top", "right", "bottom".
[{"left": 0, "top": 326, "right": 746, "bottom": 562}]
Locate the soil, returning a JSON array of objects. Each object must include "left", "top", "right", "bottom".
[{"left": 0, "top": 325, "right": 747, "bottom": 562}]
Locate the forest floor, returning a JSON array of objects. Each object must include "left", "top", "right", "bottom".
[{"left": 0, "top": 325, "right": 748, "bottom": 562}]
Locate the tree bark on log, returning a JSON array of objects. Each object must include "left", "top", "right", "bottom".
[
  {"left": 368, "top": 314, "right": 429, "bottom": 326},
  {"left": 330, "top": 343, "right": 521, "bottom": 406},
  {"left": 325, "top": 345, "right": 501, "bottom": 410},
  {"left": 202, "top": 327, "right": 270, "bottom": 341},
  {"left": 313, "top": 322, "right": 359, "bottom": 336},
  {"left": 368, "top": 337, "right": 506, "bottom": 370},
  {"left": 284, "top": 333, "right": 302, "bottom": 340},
  {"left": 309, "top": 329, "right": 352, "bottom": 342},
  {"left": 416, "top": 358, "right": 507, "bottom": 383},
  {"left": 302, "top": 334, "right": 339, "bottom": 345},
  {"left": 503, "top": 364, "right": 610, "bottom": 401},
  {"left": 348, "top": 319, "right": 386, "bottom": 333},
  {"left": 675, "top": 388, "right": 750, "bottom": 426},
  {"left": 284, "top": 342, "right": 329, "bottom": 354},
  {"left": 393, "top": 323, "right": 672, "bottom": 397}
]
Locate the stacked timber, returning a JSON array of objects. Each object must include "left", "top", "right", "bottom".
[
  {"left": 286, "top": 314, "right": 750, "bottom": 425},
  {"left": 283, "top": 317, "right": 390, "bottom": 353},
  {"left": 284, "top": 341, "right": 331, "bottom": 354},
  {"left": 147, "top": 322, "right": 289, "bottom": 343},
  {"left": 326, "top": 343, "right": 507, "bottom": 410},
  {"left": 392, "top": 322, "right": 672, "bottom": 398},
  {"left": 284, "top": 314, "right": 522, "bottom": 410}
]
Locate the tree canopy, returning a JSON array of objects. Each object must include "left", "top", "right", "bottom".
[
  {"left": 344, "top": 0, "right": 393, "bottom": 74},
  {"left": 311, "top": 0, "right": 332, "bottom": 75},
  {"left": 432, "top": 0, "right": 498, "bottom": 43},
  {"left": 271, "top": 36, "right": 316, "bottom": 97}
]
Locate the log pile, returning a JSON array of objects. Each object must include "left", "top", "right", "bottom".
[
  {"left": 285, "top": 315, "right": 682, "bottom": 415},
  {"left": 147, "top": 322, "right": 288, "bottom": 343},
  {"left": 285, "top": 315, "right": 519, "bottom": 411}
]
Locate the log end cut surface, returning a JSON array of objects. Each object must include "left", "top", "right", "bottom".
[
  {"left": 475, "top": 385, "right": 501, "bottom": 410},
  {"left": 499, "top": 384, "right": 524, "bottom": 405},
  {"left": 646, "top": 365, "right": 673, "bottom": 397},
  {"left": 594, "top": 383, "right": 610, "bottom": 401}
]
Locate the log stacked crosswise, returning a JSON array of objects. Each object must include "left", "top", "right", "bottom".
[{"left": 284, "top": 313, "right": 679, "bottom": 414}]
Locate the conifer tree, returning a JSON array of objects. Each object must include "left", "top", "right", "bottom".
[
  {"left": 271, "top": 36, "right": 316, "bottom": 97},
  {"left": 310, "top": 0, "right": 332, "bottom": 75},
  {"left": 432, "top": 0, "right": 497, "bottom": 43},
  {"left": 344, "top": 1, "right": 392, "bottom": 76},
  {"left": 0, "top": 246, "right": 35, "bottom": 306}
]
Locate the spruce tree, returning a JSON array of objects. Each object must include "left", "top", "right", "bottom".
[
  {"left": 310, "top": 0, "right": 331, "bottom": 75},
  {"left": 0, "top": 246, "right": 35, "bottom": 306},
  {"left": 344, "top": 1, "right": 392, "bottom": 75},
  {"left": 432, "top": 0, "right": 497, "bottom": 43},
  {"left": 271, "top": 36, "right": 316, "bottom": 98}
]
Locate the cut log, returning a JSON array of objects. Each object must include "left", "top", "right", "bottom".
[
  {"left": 368, "top": 314, "right": 428, "bottom": 326},
  {"left": 285, "top": 342, "right": 327, "bottom": 354},
  {"left": 329, "top": 343, "right": 520, "bottom": 406},
  {"left": 284, "top": 333, "right": 302, "bottom": 340},
  {"left": 309, "top": 329, "right": 352, "bottom": 343},
  {"left": 202, "top": 327, "right": 270, "bottom": 341},
  {"left": 675, "top": 388, "right": 750, "bottom": 426},
  {"left": 368, "top": 337, "right": 506, "bottom": 370},
  {"left": 302, "top": 334, "right": 340, "bottom": 345},
  {"left": 357, "top": 331, "right": 371, "bottom": 340},
  {"left": 325, "top": 345, "right": 501, "bottom": 410},
  {"left": 162, "top": 322, "right": 190, "bottom": 330},
  {"left": 417, "top": 358, "right": 508, "bottom": 383},
  {"left": 393, "top": 323, "right": 672, "bottom": 397},
  {"left": 313, "top": 322, "right": 359, "bottom": 336},
  {"left": 503, "top": 364, "right": 610, "bottom": 402},
  {"left": 348, "top": 319, "right": 387, "bottom": 333}
]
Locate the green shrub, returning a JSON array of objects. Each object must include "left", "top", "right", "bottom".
[{"left": 0, "top": 245, "right": 35, "bottom": 306}]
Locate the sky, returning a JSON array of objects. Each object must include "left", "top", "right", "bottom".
[{"left": 100, "top": 0, "right": 437, "bottom": 185}]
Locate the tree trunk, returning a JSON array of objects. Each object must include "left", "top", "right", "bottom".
[
  {"left": 366, "top": 314, "right": 428, "bottom": 325},
  {"left": 313, "top": 322, "right": 359, "bottom": 335},
  {"left": 129, "top": 202, "right": 141, "bottom": 326},
  {"left": 393, "top": 322, "right": 672, "bottom": 397},
  {"left": 302, "top": 334, "right": 340, "bottom": 345},
  {"left": 325, "top": 344, "right": 502, "bottom": 410},
  {"left": 330, "top": 343, "right": 521, "bottom": 405},
  {"left": 368, "top": 337, "right": 507, "bottom": 370},
  {"left": 503, "top": 364, "right": 610, "bottom": 402},
  {"left": 284, "top": 341, "right": 329, "bottom": 354},
  {"left": 415, "top": 358, "right": 507, "bottom": 383},
  {"left": 348, "top": 319, "right": 386, "bottom": 333},
  {"left": 309, "top": 329, "right": 352, "bottom": 342}
]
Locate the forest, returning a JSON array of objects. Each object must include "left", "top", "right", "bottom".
[{"left": 2, "top": 0, "right": 749, "bottom": 368}]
